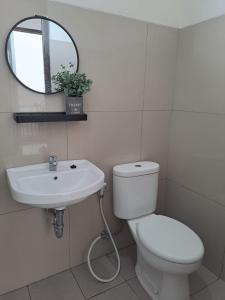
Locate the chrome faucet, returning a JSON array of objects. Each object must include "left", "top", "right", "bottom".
[{"left": 48, "top": 155, "right": 57, "bottom": 171}]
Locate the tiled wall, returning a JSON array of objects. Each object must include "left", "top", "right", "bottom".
[
  {"left": 166, "top": 15, "right": 225, "bottom": 277},
  {"left": 0, "top": 0, "right": 178, "bottom": 294}
]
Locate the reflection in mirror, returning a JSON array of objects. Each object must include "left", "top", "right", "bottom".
[{"left": 6, "top": 16, "right": 79, "bottom": 94}]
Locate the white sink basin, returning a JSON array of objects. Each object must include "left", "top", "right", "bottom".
[{"left": 7, "top": 160, "right": 105, "bottom": 209}]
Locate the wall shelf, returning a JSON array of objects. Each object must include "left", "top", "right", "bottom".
[{"left": 13, "top": 112, "right": 88, "bottom": 123}]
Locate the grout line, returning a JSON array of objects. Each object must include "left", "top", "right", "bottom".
[
  {"left": 165, "top": 110, "right": 172, "bottom": 184},
  {"left": 139, "top": 23, "right": 149, "bottom": 161},
  {"left": 171, "top": 109, "right": 225, "bottom": 116},
  {"left": 170, "top": 27, "right": 180, "bottom": 112},
  {"left": 106, "top": 242, "right": 136, "bottom": 260},
  {"left": 87, "top": 282, "right": 126, "bottom": 300},
  {"left": 71, "top": 242, "right": 136, "bottom": 269},
  {"left": 162, "top": 27, "right": 178, "bottom": 186},
  {"left": 191, "top": 278, "right": 220, "bottom": 297},
  {"left": 167, "top": 178, "right": 225, "bottom": 209},
  {"left": 0, "top": 109, "right": 173, "bottom": 114},
  {"left": 127, "top": 278, "right": 143, "bottom": 300},
  {"left": 2, "top": 108, "right": 223, "bottom": 115},
  {"left": 0, "top": 285, "right": 32, "bottom": 299},
  {"left": 141, "top": 23, "right": 149, "bottom": 108},
  {"left": 105, "top": 252, "right": 135, "bottom": 283},
  {"left": 27, "top": 286, "right": 32, "bottom": 300},
  {"left": 85, "top": 110, "right": 168, "bottom": 113},
  {"left": 10, "top": 244, "right": 223, "bottom": 300},
  {"left": 70, "top": 269, "right": 87, "bottom": 299},
  {"left": 68, "top": 207, "right": 71, "bottom": 268},
  {"left": 70, "top": 264, "right": 126, "bottom": 300},
  {"left": 6, "top": 246, "right": 223, "bottom": 300},
  {"left": 218, "top": 248, "right": 225, "bottom": 279},
  {"left": 0, "top": 180, "right": 161, "bottom": 220},
  {"left": 0, "top": 207, "right": 33, "bottom": 217},
  {"left": 139, "top": 110, "right": 144, "bottom": 162},
  {"left": 24, "top": 269, "right": 70, "bottom": 288},
  {"left": 66, "top": 122, "right": 69, "bottom": 160},
  {"left": 125, "top": 274, "right": 137, "bottom": 282},
  {"left": 138, "top": 109, "right": 171, "bottom": 112},
  {"left": 69, "top": 246, "right": 137, "bottom": 298}
]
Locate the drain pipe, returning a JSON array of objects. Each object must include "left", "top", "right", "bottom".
[{"left": 52, "top": 209, "right": 64, "bottom": 239}]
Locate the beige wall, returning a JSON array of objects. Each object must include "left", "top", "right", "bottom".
[
  {"left": 166, "top": 15, "right": 225, "bottom": 277},
  {"left": 0, "top": 0, "right": 177, "bottom": 294}
]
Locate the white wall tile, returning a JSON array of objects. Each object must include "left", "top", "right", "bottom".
[
  {"left": 0, "top": 114, "right": 68, "bottom": 214},
  {"left": 174, "top": 16, "right": 225, "bottom": 114},
  {"left": 0, "top": 0, "right": 177, "bottom": 293},
  {"left": 68, "top": 111, "right": 142, "bottom": 190},
  {"left": 141, "top": 111, "right": 171, "bottom": 179},
  {"left": 168, "top": 111, "right": 225, "bottom": 206},
  {"left": 0, "top": 208, "right": 69, "bottom": 294},
  {"left": 144, "top": 24, "right": 178, "bottom": 110},
  {"left": 166, "top": 181, "right": 225, "bottom": 275},
  {"left": 47, "top": 2, "right": 147, "bottom": 112}
]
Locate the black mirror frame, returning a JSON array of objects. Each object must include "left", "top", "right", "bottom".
[{"left": 5, "top": 15, "right": 80, "bottom": 95}]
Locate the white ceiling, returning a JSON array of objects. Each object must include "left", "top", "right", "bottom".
[
  {"left": 49, "top": 0, "right": 225, "bottom": 28},
  {"left": 181, "top": 0, "right": 225, "bottom": 28}
]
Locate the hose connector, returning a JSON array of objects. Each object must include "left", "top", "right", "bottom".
[
  {"left": 101, "top": 230, "right": 110, "bottom": 240},
  {"left": 98, "top": 183, "right": 107, "bottom": 199}
]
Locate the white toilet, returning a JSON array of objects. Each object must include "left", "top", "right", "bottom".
[{"left": 113, "top": 161, "right": 204, "bottom": 300}]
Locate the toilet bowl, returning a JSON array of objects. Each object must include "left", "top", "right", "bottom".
[
  {"left": 113, "top": 161, "right": 204, "bottom": 300},
  {"left": 128, "top": 214, "right": 204, "bottom": 300}
]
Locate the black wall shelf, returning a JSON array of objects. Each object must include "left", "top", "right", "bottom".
[{"left": 14, "top": 112, "right": 87, "bottom": 123}]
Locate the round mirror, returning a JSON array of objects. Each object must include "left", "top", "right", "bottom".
[{"left": 5, "top": 16, "right": 79, "bottom": 94}]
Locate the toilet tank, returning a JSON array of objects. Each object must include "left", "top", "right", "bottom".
[{"left": 113, "top": 162, "right": 160, "bottom": 220}]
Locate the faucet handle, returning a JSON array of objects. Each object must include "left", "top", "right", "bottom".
[
  {"left": 48, "top": 155, "right": 57, "bottom": 171},
  {"left": 49, "top": 155, "right": 57, "bottom": 163}
]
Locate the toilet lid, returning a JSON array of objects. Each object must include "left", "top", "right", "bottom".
[{"left": 137, "top": 215, "right": 204, "bottom": 264}]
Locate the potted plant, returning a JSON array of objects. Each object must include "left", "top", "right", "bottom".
[{"left": 52, "top": 63, "right": 92, "bottom": 115}]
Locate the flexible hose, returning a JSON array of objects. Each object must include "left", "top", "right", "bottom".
[{"left": 87, "top": 185, "right": 121, "bottom": 282}]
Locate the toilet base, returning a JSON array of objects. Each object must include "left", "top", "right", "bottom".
[
  {"left": 135, "top": 249, "right": 190, "bottom": 300},
  {"left": 136, "top": 264, "right": 159, "bottom": 300}
]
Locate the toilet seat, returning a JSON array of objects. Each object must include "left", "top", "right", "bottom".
[{"left": 137, "top": 214, "right": 204, "bottom": 264}]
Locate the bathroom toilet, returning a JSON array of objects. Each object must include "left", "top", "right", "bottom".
[{"left": 113, "top": 161, "right": 204, "bottom": 300}]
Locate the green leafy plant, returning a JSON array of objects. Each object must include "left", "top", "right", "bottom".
[{"left": 52, "top": 63, "right": 93, "bottom": 97}]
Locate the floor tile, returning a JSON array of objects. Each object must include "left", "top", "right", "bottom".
[
  {"left": 71, "top": 256, "right": 124, "bottom": 298},
  {"left": 108, "top": 245, "right": 137, "bottom": 280},
  {"left": 0, "top": 288, "right": 30, "bottom": 300},
  {"left": 29, "top": 271, "right": 84, "bottom": 300},
  {"left": 194, "top": 279, "right": 225, "bottom": 300},
  {"left": 91, "top": 283, "right": 139, "bottom": 300},
  {"left": 127, "top": 277, "right": 152, "bottom": 300},
  {"left": 190, "top": 265, "right": 218, "bottom": 295}
]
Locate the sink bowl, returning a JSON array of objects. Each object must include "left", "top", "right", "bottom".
[{"left": 7, "top": 160, "right": 105, "bottom": 209}]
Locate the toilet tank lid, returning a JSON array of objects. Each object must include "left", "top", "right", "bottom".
[{"left": 113, "top": 161, "right": 160, "bottom": 177}]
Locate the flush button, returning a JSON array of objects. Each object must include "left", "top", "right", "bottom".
[{"left": 135, "top": 164, "right": 142, "bottom": 167}]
